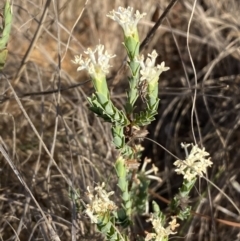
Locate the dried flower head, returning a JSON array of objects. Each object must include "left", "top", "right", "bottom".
[{"left": 174, "top": 143, "right": 213, "bottom": 181}]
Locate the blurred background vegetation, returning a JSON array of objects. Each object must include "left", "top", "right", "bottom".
[{"left": 0, "top": 0, "right": 240, "bottom": 240}]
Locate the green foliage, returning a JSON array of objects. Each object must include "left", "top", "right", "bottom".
[
  {"left": 68, "top": 187, "right": 83, "bottom": 213},
  {"left": 0, "top": 49, "right": 8, "bottom": 70},
  {"left": 97, "top": 213, "right": 128, "bottom": 241},
  {"left": 87, "top": 94, "right": 129, "bottom": 126},
  {"left": 123, "top": 36, "right": 139, "bottom": 61},
  {"left": 131, "top": 173, "right": 150, "bottom": 214},
  {"left": 115, "top": 157, "right": 132, "bottom": 226},
  {"left": 112, "top": 126, "right": 126, "bottom": 149},
  {"left": 133, "top": 99, "right": 160, "bottom": 126},
  {"left": 170, "top": 178, "right": 196, "bottom": 220},
  {"left": 0, "top": 0, "right": 12, "bottom": 70}
]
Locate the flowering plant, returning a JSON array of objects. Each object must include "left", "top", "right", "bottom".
[
  {"left": 72, "top": 6, "right": 213, "bottom": 241},
  {"left": 171, "top": 143, "right": 213, "bottom": 220}
]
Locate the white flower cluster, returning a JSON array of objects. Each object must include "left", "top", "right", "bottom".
[
  {"left": 107, "top": 6, "right": 146, "bottom": 37},
  {"left": 72, "top": 44, "right": 115, "bottom": 79},
  {"left": 145, "top": 216, "right": 179, "bottom": 241},
  {"left": 174, "top": 143, "right": 213, "bottom": 181},
  {"left": 136, "top": 50, "right": 169, "bottom": 85},
  {"left": 85, "top": 183, "right": 117, "bottom": 223}
]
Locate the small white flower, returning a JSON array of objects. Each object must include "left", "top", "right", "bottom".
[
  {"left": 72, "top": 44, "right": 115, "bottom": 79},
  {"left": 140, "top": 158, "right": 162, "bottom": 183},
  {"left": 174, "top": 143, "right": 213, "bottom": 181},
  {"left": 107, "top": 6, "right": 146, "bottom": 37},
  {"left": 168, "top": 216, "right": 180, "bottom": 231},
  {"left": 136, "top": 50, "right": 169, "bottom": 85},
  {"left": 135, "top": 144, "right": 145, "bottom": 152},
  {"left": 85, "top": 183, "right": 117, "bottom": 223}
]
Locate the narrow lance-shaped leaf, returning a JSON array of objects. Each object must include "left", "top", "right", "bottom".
[
  {"left": 0, "top": 0, "right": 13, "bottom": 70},
  {"left": 0, "top": 49, "right": 8, "bottom": 70}
]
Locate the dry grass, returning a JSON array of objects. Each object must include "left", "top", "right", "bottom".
[{"left": 0, "top": 0, "right": 240, "bottom": 240}]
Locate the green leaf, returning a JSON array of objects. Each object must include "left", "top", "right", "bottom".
[
  {"left": 112, "top": 126, "right": 125, "bottom": 148},
  {"left": 116, "top": 208, "right": 127, "bottom": 221},
  {"left": 152, "top": 201, "right": 160, "bottom": 214},
  {"left": 122, "top": 191, "right": 130, "bottom": 202},
  {"left": 104, "top": 101, "right": 114, "bottom": 115},
  {"left": 0, "top": 0, "right": 13, "bottom": 70},
  {"left": 131, "top": 174, "right": 150, "bottom": 213},
  {"left": 123, "top": 36, "right": 139, "bottom": 60},
  {"left": 0, "top": 48, "right": 8, "bottom": 70},
  {"left": 95, "top": 92, "right": 109, "bottom": 105},
  {"left": 0, "top": 0, "right": 12, "bottom": 48},
  {"left": 115, "top": 157, "right": 126, "bottom": 178}
]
